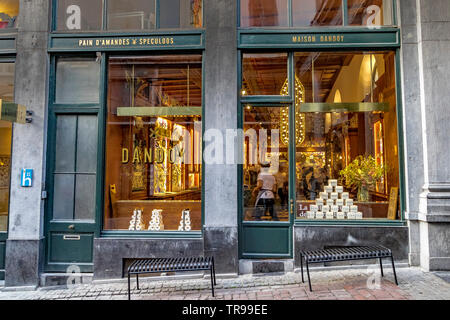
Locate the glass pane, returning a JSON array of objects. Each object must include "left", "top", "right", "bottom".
[
  {"left": 76, "top": 115, "right": 98, "bottom": 173},
  {"left": 55, "top": 58, "right": 100, "bottom": 104},
  {"left": 160, "top": 0, "right": 203, "bottom": 28},
  {"left": 292, "top": 0, "right": 343, "bottom": 26},
  {"left": 56, "top": 0, "right": 102, "bottom": 31},
  {"left": 108, "top": 55, "right": 202, "bottom": 109},
  {"left": 53, "top": 174, "right": 75, "bottom": 220},
  {"left": 243, "top": 107, "right": 289, "bottom": 222},
  {"left": 294, "top": 51, "right": 400, "bottom": 220},
  {"left": 0, "top": 0, "right": 19, "bottom": 29},
  {"left": 348, "top": 0, "right": 394, "bottom": 26},
  {"left": 107, "top": 0, "right": 156, "bottom": 30},
  {"left": 55, "top": 116, "right": 76, "bottom": 172},
  {"left": 74, "top": 174, "right": 96, "bottom": 220},
  {"left": 242, "top": 53, "right": 288, "bottom": 96},
  {"left": 104, "top": 55, "right": 203, "bottom": 231},
  {"left": 0, "top": 62, "right": 14, "bottom": 232},
  {"left": 240, "top": 0, "right": 288, "bottom": 27}
]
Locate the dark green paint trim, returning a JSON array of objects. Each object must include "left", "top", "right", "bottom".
[
  {"left": 241, "top": 96, "right": 293, "bottom": 104},
  {"left": 238, "top": 28, "right": 400, "bottom": 49},
  {"left": 49, "top": 30, "right": 205, "bottom": 52},
  {"left": 343, "top": 0, "right": 349, "bottom": 26}
]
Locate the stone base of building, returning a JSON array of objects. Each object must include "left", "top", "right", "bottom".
[{"left": 4, "top": 239, "right": 44, "bottom": 287}]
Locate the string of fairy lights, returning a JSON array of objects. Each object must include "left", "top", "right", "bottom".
[{"left": 280, "top": 76, "right": 306, "bottom": 146}]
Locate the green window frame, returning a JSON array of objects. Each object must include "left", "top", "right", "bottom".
[
  {"left": 238, "top": 0, "right": 398, "bottom": 28},
  {"left": 237, "top": 0, "right": 405, "bottom": 227},
  {"left": 51, "top": 0, "right": 204, "bottom": 32},
  {"left": 46, "top": 51, "right": 205, "bottom": 239}
]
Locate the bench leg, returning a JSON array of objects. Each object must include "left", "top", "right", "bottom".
[
  {"left": 128, "top": 273, "right": 131, "bottom": 300},
  {"left": 136, "top": 274, "right": 139, "bottom": 290},
  {"left": 390, "top": 255, "right": 399, "bottom": 285},
  {"left": 212, "top": 258, "right": 217, "bottom": 285},
  {"left": 306, "top": 260, "right": 312, "bottom": 292},
  {"left": 210, "top": 266, "right": 215, "bottom": 297},
  {"left": 379, "top": 258, "right": 384, "bottom": 277},
  {"left": 300, "top": 253, "right": 304, "bottom": 283}
]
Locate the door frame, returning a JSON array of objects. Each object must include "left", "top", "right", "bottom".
[
  {"left": 238, "top": 52, "right": 295, "bottom": 259},
  {"left": 43, "top": 53, "right": 106, "bottom": 273}
]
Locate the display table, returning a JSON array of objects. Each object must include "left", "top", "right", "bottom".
[
  {"left": 297, "top": 201, "right": 390, "bottom": 219},
  {"left": 108, "top": 200, "right": 201, "bottom": 231}
]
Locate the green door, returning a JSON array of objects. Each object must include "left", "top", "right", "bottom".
[
  {"left": 239, "top": 105, "right": 294, "bottom": 258},
  {"left": 44, "top": 57, "right": 103, "bottom": 272}
]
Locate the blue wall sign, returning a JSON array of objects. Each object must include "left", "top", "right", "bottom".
[{"left": 21, "top": 169, "right": 33, "bottom": 187}]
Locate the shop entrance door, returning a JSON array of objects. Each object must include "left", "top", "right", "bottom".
[
  {"left": 44, "top": 57, "right": 102, "bottom": 273},
  {"left": 239, "top": 106, "right": 294, "bottom": 258}
]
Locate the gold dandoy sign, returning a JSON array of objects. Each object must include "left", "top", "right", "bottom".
[
  {"left": 78, "top": 36, "right": 175, "bottom": 48},
  {"left": 292, "top": 34, "right": 345, "bottom": 43}
]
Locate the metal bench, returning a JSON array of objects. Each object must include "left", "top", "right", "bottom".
[
  {"left": 127, "top": 256, "right": 216, "bottom": 300},
  {"left": 300, "top": 245, "right": 398, "bottom": 291}
]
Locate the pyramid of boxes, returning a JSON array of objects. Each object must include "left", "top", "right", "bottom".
[
  {"left": 307, "top": 180, "right": 363, "bottom": 220},
  {"left": 148, "top": 209, "right": 164, "bottom": 231},
  {"left": 178, "top": 209, "right": 192, "bottom": 231},
  {"left": 128, "top": 209, "right": 145, "bottom": 230}
]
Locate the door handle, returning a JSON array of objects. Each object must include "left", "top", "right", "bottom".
[
  {"left": 290, "top": 199, "right": 294, "bottom": 215},
  {"left": 68, "top": 224, "right": 75, "bottom": 230}
]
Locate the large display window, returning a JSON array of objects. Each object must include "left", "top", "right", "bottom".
[
  {"left": 104, "top": 55, "right": 203, "bottom": 232},
  {"left": 241, "top": 51, "right": 401, "bottom": 221},
  {"left": 240, "top": 0, "right": 395, "bottom": 27},
  {"left": 55, "top": 0, "right": 203, "bottom": 31},
  {"left": 0, "top": 62, "right": 15, "bottom": 232},
  {"left": 0, "top": 0, "right": 19, "bottom": 29}
]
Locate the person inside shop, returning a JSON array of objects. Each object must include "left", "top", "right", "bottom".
[
  {"left": 252, "top": 162, "right": 278, "bottom": 221},
  {"left": 274, "top": 162, "right": 288, "bottom": 210}
]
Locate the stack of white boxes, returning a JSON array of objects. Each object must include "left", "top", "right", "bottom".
[
  {"left": 148, "top": 209, "right": 165, "bottom": 231},
  {"left": 306, "top": 180, "right": 363, "bottom": 220},
  {"left": 178, "top": 209, "right": 192, "bottom": 231},
  {"left": 128, "top": 209, "right": 145, "bottom": 230}
]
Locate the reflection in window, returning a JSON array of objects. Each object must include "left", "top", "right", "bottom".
[
  {"left": 243, "top": 107, "right": 289, "bottom": 222},
  {"left": 55, "top": 58, "right": 101, "bottom": 104},
  {"left": 53, "top": 115, "right": 98, "bottom": 221},
  {"left": 293, "top": 51, "right": 399, "bottom": 220},
  {"left": 292, "top": 0, "right": 343, "bottom": 26},
  {"left": 160, "top": 0, "right": 203, "bottom": 29},
  {"left": 348, "top": 0, "right": 393, "bottom": 26},
  {"left": 107, "top": 0, "right": 156, "bottom": 30},
  {"left": 242, "top": 53, "right": 288, "bottom": 96},
  {"left": 240, "top": 0, "right": 288, "bottom": 27},
  {"left": 56, "top": 0, "right": 102, "bottom": 31},
  {"left": 0, "top": 62, "right": 14, "bottom": 232},
  {"left": 0, "top": 0, "right": 19, "bottom": 29},
  {"left": 105, "top": 55, "right": 203, "bottom": 231}
]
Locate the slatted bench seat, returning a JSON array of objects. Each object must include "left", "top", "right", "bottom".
[
  {"left": 300, "top": 245, "right": 398, "bottom": 291},
  {"left": 127, "top": 256, "right": 216, "bottom": 300}
]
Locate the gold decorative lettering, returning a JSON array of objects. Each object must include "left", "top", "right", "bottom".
[
  {"left": 144, "top": 148, "right": 152, "bottom": 163},
  {"left": 122, "top": 148, "right": 129, "bottom": 164}
]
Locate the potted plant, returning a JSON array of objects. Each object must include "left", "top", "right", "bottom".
[{"left": 339, "top": 155, "right": 385, "bottom": 202}]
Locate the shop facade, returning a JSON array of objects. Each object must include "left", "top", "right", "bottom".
[{"left": 2, "top": 0, "right": 450, "bottom": 287}]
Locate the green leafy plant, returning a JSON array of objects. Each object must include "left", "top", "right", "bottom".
[{"left": 339, "top": 155, "right": 385, "bottom": 201}]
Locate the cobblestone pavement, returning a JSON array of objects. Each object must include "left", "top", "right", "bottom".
[{"left": 0, "top": 267, "right": 449, "bottom": 300}]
